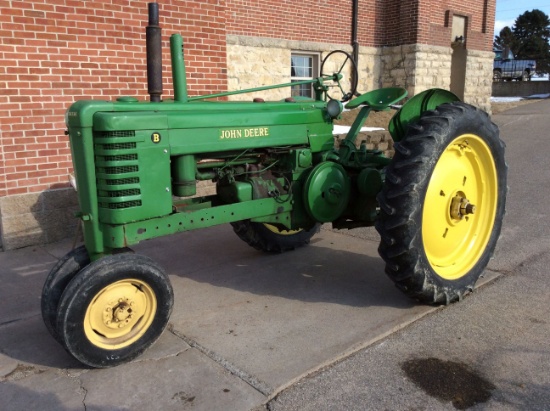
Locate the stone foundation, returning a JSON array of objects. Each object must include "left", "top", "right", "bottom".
[
  {"left": 463, "top": 49, "right": 494, "bottom": 113},
  {"left": 226, "top": 35, "right": 380, "bottom": 101},
  {"left": 0, "top": 188, "right": 80, "bottom": 251},
  {"left": 380, "top": 44, "right": 453, "bottom": 96},
  {"left": 227, "top": 36, "right": 290, "bottom": 101},
  {"left": 380, "top": 44, "right": 492, "bottom": 112}
]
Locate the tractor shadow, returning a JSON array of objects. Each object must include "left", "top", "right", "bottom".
[
  {"left": 134, "top": 224, "right": 414, "bottom": 310},
  {"left": 0, "top": 223, "right": 417, "bottom": 370}
]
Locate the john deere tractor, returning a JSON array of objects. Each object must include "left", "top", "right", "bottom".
[{"left": 41, "top": 3, "right": 507, "bottom": 367}]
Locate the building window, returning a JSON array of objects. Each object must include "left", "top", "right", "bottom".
[{"left": 291, "top": 53, "right": 319, "bottom": 98}]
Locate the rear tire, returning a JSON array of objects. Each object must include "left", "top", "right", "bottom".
[
  {"left": 231, "top": 221, "right": 320, "bottom": 252},
  {"left": 376, "top": 102, "right": 507, "bottom": 304}
]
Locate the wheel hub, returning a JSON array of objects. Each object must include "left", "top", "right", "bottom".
[
  {"left": 450, "top": 193, "right": 476, "bottom": 220},
  {"left": 103, "top": 297, "right": 136, "bottom": 329}
]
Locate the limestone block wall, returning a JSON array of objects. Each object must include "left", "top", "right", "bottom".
[
  {"left": 227, "top": 36, "right": 290, "bottom": 101},
  {"left": 413, "top": 46, "right": 453, "bottom": 94},
  {"left": 0, "top": 188, "right": 79, "bottom": 250},
  {"left": 226, "top": 35, "right": 381, "bottom": 101},
  {"left": 380, "top": 44, "right": 453, "bottom": 97},
  {"left": 357, "top": 46, "right": 382, "bottom": 94},
  {"left": 380, "top": 44, "right": 492, "bottom": 112},
  {"left": 463, "top": 50, "right": 494, "bottom": 113}
]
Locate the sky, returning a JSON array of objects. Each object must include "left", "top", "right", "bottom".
[{"left": 494, "top": 0, "right": 550, "bottom": 36}]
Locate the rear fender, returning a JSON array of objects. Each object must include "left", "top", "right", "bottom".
[{"left": 388, "top": 88, "right": 460, "bottom": 142}]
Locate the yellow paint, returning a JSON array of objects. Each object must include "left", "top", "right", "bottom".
[
  {"left": 219, "top": 127, "right": 270, "bottom": 139},
  {"left": 84, "top": 279, "right": 157, "bottom": 350},
  {"left": 422, "top": 134, "right": 498, "bottom": 280}
]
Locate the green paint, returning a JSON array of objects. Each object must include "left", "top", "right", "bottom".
[{"left": 65, "top": 32, "right": 456, "bottom": 259}]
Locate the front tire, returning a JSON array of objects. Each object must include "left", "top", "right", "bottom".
[
  {"left": 376, "top": 102, "right": 507, "bottom": 304},
  {"left": 231, "top": 221, "right": 320, "bottom": 252},
  {"left": 41, "top": 245, "right": 90, "bottom": 343},
  {"left": 56, "top": 254, "right": 173, "bottom": 367}
]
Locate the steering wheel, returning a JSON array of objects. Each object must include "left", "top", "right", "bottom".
[{"left": 320, "top": 50, "right": 358, "bottom": 102}]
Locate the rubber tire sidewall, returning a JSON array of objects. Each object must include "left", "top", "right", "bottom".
[
  {"left": 56, "top": 253, "right": 173, "bottom": 368},
  {"left": 376, "top": 102, "right": 507, "bottom": 304},
  {"left": 41, "top": 245, "right": 90, "bottom": 343}
]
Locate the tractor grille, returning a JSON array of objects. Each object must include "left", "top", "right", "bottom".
[
  {"left": 99, "top": 200, "right": 143, "bottom": 210},
  {"left": 104, "top": 177, "right": 140, "bottom": 186},
  {"left": 101, "top": 142, "right": 137, "bottom": 150},
  {"left": 101, "top": 154, "right": 138, "bottom": 162},
  {"left": 95, "top": 130, "right": 136, "bottom": 138},
  {"left": 98, "top": 189, "right": 141, "bottom": 198},
  {"left": 98, "top": 165, "right": 139, "bottom": 174},
  {"left": 94, "top": 130, "right": 142, "bottom": 212}
]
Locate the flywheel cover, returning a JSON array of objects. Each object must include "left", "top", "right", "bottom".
[{"left": 303, "top": 162, "right": 350, "bottom": 222}]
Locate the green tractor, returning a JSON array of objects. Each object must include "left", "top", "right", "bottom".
[{"left": 41, "top": 3, "right": 507, "bottom": 367}]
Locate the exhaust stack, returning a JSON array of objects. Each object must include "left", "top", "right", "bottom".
[{"left": 146, "top": 2, "right": 162, "bottom": 102}]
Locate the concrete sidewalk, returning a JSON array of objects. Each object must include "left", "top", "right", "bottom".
[{"left": 0, "top": 223, "right": 492, "bottom": 411}]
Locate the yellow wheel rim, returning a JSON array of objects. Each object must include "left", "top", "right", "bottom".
[
  {"left": 263, "top": 223, "right": 303, "bottom": 236},
  {"left": 84, "top": 279, "right": 157, "bottom": 350},
  {"left": 422, "top": 134, "right": 498, "bottom": 280}
]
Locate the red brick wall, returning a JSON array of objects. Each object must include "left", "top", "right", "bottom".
[
  {"left": 224, "top": 0, "right": 392, "bottom": 47},
  {"left": 382, "top": 0, "right": 420, "bottom": 46},
  {"left": 378, "top": 0, "right": 494, "bottom": 48},
  {"left": 226, "top": 0, "right": 355, "bottom": 45},
  {"left": 422, "top": 0, "right": 495, "bottom": 49},
  {"left": 0, "top": 0, "right": 226, "bottom": 197},
  {"left": 225, "top": 1, "right": 494, "bottom": 49}
]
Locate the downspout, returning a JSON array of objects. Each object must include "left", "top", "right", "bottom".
[
  {"left": 351, "top": 0, "right": 359, "bottom": 63},
  {"left": 352, "top": 0, "right": 359, "bottom": 95}
]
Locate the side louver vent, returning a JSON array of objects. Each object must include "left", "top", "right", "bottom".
[{"left": 94, "top": 130, "right": 142, "bottom": 212}]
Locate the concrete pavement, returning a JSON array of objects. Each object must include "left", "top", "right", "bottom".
[
  {"left": 1, "top": 100, "right": 549, "bottom": 410},
  {"left": 1, "top": 225, "right": 448, "bottom": 410},
  {"left": 269, "top": 99, "right": 550, "bottom": 410}
]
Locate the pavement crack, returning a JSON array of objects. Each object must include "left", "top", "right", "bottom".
[
  {"left": 79, "top": 378, "right": 88, "bottom": 411},
  {"left": 168, "top": 325, "right": 272, "bottom": 396},
  {"left": 42, "top": 247, "right": 62, "bottom": 260},
  {"left": 0, "top": 313, "right": 41, "bottom": 328},
  {"left": 1, "top": 364, "right": 45, "bottom": 382},
  {"left": 130, "top": 346, "right": 190, "bottom": 365}
]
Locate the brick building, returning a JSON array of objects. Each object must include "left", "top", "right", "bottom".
[{"left": 0, "top": 0, "right": 496, "bottom": 250}]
